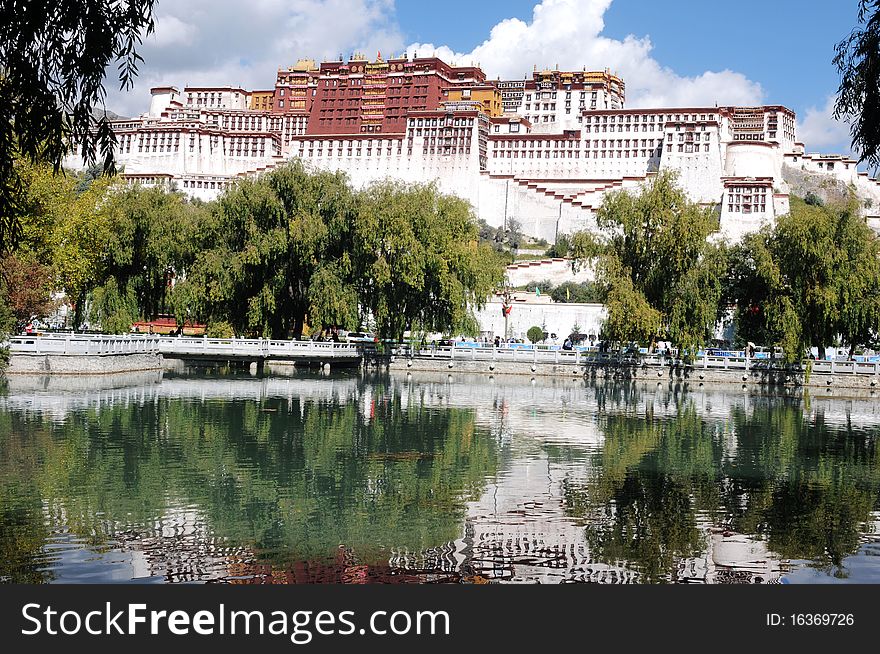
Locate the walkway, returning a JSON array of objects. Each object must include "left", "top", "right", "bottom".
[
  {"left": 396, "top": 344, "right": 880, "bottom": 377},
  {"left": 6, "top": 333, "right": 362, "bottom": 366}
]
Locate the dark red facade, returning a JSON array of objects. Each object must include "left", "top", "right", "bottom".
[{"left": 303, "top": 56, "right": 487, "bottom": 136}]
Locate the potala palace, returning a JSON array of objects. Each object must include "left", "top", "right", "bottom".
[{"left": 69, "top": 54, "right": 880, "bottom": 243}]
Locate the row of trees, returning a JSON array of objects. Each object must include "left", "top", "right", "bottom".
[
  {"left": 569, "top": 171, "right": 880, "bottom": 361},
  {"left": 5, "top": 163, "right": 878, "bottom": 360},
  {"left": 0, "top": 161, "right": 505, "bottom": 340},
  {"left": 522, "top": 279, "right": 602, "bottom": 304}
]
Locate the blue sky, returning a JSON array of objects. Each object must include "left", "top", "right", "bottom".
[
  {"left": 400, "top": 0, "right": 852, "bottom": 108},
  {"left": 397, "top": 0, "right": 856, "bottom": 143},
  {"left": 119, "top": 0, "right": 861, "bottom": 155}
]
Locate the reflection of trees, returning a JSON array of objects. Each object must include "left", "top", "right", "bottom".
[
  {"left": 564, "top": 399, "right": 880, "bottom": 582},
  {"left": 0, "top": 413, "right": 54, "bottom": 582},
  {"left": 0, "top": 386, "right": 499, "bottom": 580},
  {"left": 724, "top": 404, "right": 880, "bottom": 575},
  {"left": 564, "top": 406, "right": 718, "bottom": 583}
]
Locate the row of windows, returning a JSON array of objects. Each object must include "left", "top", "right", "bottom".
[
  {"left": 225, "top": 147, "right": 269, "bottom": 157},
  {"left": 304, "top": 145, "right": 405, "bottom": 157},
  {"left": 524, "top": 91, "right": 600, "bottom": 101},
  {"left": 182, "top": 179, "right": 231, "bottom": 190},
  {"left": 137, "top": 144, "right": 178, "bottom": 153},
  {"left": 412, "top": 137, "right": 469, "bottom": 147},
  {"left": 669, "top": 132, "right": 712, "bottom": 142},
  {"left": 585, "top": 123, "right": 659, "bottom": 133},
  {"left": 420, "top": 147, "right": 472, "bottom": 156},
  {"left": 490, "top": 148, "right": 662, "bottom": 162},
  {"left": 733, "top": 133, "right": 766, "bottom": 141},
  {"left": 222, "top": 117, "right": 266, "bottom": 130},
  {"left": 666, "top": 144, "right": 712, "bottom": 153},
  {"left": 299, "top": 138, "right": 403, "bottom": 149},
  {"left": 409, "top": 117, "right": 475, "bottom": 128},
  {"left": 411, "top": 127, "right": 472, "bottom": 138},
  {"left": 583, "top": 113, "right": 715, "bottom": 124},
  {"left": 127, "top": 177, "right": 169, "bottom": 186},
  {"left": 276, "top": 94, "right": 316, "bottom": 108},
  {"left": 297, "top": 144, "right": 479, "bottom": 159},
  {"left": 495, "top": 139, "right": 579, "bottom": 149},
  {"left": 497, "top": 150, "right": 581, "bottom": 159},
  {"left": 585, "top": 139, "right": 660, "bottom": 149}
]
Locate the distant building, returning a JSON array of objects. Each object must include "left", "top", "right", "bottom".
[{"left": 65, "top": 55, "right": 880, "bottom": 244}]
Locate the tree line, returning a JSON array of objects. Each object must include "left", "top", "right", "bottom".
[
  {"left": 4, "top": 163, "right": 880, "bottom": 361},
  {"left": 0, "top": 160, "right": 505, "bottom": 341},
  {"left": 568, "top": 171, "right": 880, "bottom": 362}
]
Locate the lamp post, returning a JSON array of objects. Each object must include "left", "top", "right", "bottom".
[
  {"left": 500, "top": 284, "right": 513, "bottom": 340},
  {"left": 555, "top": 201, "right": 562, "bottom": 243},
  {"left": 503, "top": 178, "right": 509, "bottom": 233}
]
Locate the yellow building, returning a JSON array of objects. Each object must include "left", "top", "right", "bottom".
[
  {"left": 249, "top": 90, "right": 275, "bottom": 112},
  {"left": 447, "top": 85, "right": 503, "bottom": 117}
]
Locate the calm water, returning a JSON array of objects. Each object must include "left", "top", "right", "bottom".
[{"left": 1, "top": 369, "right": 879, "bottom": 584}]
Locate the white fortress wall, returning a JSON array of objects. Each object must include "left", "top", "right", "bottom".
[
  {"left": 63, "top": 69, "right": 880, "bottom": 248},
  {"left": 475, "top": 300, "right": 607, "bottom": 341}
]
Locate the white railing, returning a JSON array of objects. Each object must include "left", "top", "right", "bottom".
[
  {"left": 12, "top": 336, "right": 879, "bottom": 374},
  {"left": 3, "top": 334, "right": 363, "bottom": 360},
  {"left": 394, "top": 345, "right": 880, "bottom": 376},
  {"left": 5, "top": 333, "right": 161, "bottom": 355}
]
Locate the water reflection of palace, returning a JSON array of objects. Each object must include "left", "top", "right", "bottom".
[
  {"left": 89, "top": 453, "right": 790, "bottom": 585},
  {"left": 392, "top": 453, "right": 790, "bottom": 584},
  {"left": 2, "top": 370, "right": 877, "bottom": 584}
]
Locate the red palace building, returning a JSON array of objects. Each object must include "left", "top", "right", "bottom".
[{"left": 272, "top": 54, "right": 488, "bottom": 136}]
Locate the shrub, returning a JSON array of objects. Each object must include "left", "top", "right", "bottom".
[
  {"left": 207, "top": 321, "right": 235, "bottom": 338},
  {"left": 550, "top": 281, "right": 602, "bottom": 304},
  {"left": 804, "top": 191, "right": 824, "bottom": 207},
  {"left": 526, "top": 325, "right": 544, "bottom": 344}
]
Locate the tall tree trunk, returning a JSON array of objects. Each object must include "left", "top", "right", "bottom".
[
  {"left": 818, "top": 344, "right": 826, "bottom": 361},
  {"left": 73, "top": 291, "right": 85, "bottom": 331}
]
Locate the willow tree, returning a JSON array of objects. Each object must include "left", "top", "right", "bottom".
[
  {"left": 834, "top": 0, "right": 880, "bottom": 171},
  {"left": 570, "top": 171, "right": 726, "bottom": 353},
  {"left": 0, "top": 0, "right": 156, "bottom": 252},
  {"left": 175, "top": 162, "right": 359, "bottom": 339},
  {"left": 354, "top": 182, "right": 504, "bottom": 342},
  {"left": 727, "top": 196, "right": 880, "bottom": 361},
  {"left": 86, "top": 185, "right": 205, "bottom": 331}
]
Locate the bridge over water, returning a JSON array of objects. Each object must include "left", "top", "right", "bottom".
[{"left": 5, "top": 333, "right": 363, "bottom": 368}]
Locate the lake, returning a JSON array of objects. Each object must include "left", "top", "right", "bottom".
[{"left": 1, "top": 369, "right": 879, "bottom": 584}]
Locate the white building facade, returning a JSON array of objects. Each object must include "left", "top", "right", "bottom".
[{"left": 65, "top": 61, "right": 880, "bottom": 244}]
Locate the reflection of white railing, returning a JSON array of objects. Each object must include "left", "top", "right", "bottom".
[
  {"left": 395, "top": 345, "right": 880, "bottom": 376},
  {"left": 5, "top": 334, "right": 363, "bottom": 360},
  {"left": 6, "top": 334, "right": 160, "bottom": 355}
]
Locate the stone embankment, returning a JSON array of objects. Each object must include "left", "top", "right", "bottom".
[
  {"left": 5, "top": 352, "right": 163, "bottom": 375},
  {"left": 4, "top": 333, "right": 163, "bottom": 375},
  {"left": 381, "top": 353, "right": 880, "bottom": 393}
]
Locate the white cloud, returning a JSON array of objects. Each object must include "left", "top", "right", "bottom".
[
  {"left": 798, "top": 95, "right": 855, "bottom": 156},
  {"left": 150, "top": 15, "right": 198, "bottom": 48},
  {"left": 109, "top": 0, "right": 770, "bottom": 121},
  {"left": 107, "top": 0, "right": 404, "bottom": 116},
  {"left": 406, "top": 0, "right": 764, "bottom": 109}
]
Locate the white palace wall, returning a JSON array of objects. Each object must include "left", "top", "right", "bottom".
[{"left": 66, "top": 86, "right": 880, "bottom": 247}]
